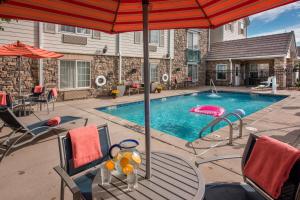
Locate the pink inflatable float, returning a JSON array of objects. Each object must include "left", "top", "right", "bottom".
[{"left": 190, "top": 105, "right": 225, "bottom": 117}]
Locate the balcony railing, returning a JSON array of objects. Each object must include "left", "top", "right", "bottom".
[{"left": 186, "top": 49, "right": 200, "bottom": 63}]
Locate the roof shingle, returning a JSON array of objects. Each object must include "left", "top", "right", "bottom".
[{"left": 207, "top": 32, "right": 294, "bottom": 60}]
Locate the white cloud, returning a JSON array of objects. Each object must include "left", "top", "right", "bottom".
[
  {"left": 250, "top": 24, "right": 300, "bottom": 46},
  {"left": 250, "top": 1, "right": 300, "bottom": 22}
]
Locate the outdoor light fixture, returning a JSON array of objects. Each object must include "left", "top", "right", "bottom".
[{"left": 102, "top": 45, "right": 108, "bottom": 54}]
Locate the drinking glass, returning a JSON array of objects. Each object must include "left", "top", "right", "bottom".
[
  {"left": 101, "top": 166, "right": 112, "bottom": 185},
  {"left": 127, "top": 169, "right": 138, "bottom": 191}
]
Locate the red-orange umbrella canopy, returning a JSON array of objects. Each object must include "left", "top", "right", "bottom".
[
  {"left": 0, "top": 41, "right": 63, "bottom": 58},
  {"left": 0, "top": 0, "right": 297, "bottom": 33},
  {"left": 0, "top": 46, "right": 16, "bottom": 56}
]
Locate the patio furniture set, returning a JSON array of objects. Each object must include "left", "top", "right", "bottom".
[{"left": 0, "top": 85, "right": 58, "bottom": 116}]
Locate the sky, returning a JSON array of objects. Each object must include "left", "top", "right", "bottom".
[{"left": 248, "top": 1, "right": 300, "bottom": 45}]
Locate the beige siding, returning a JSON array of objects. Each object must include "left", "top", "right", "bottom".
[
  {"left": 223, "top": 19, "right": 247, "bottom": 41},
  {"left": 120, "top": 31, "right": 171, "bottom": 59},
  {"left": 210, "top": 27, "right": 223, "bottom": 43},
  {"left": 0, "top": 20, "right": 37, "bottom": 46},
  {"left": 43, "top": 26, "right": 116, "bottom": 55}
]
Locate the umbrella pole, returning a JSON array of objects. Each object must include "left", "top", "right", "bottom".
[
  {"left": 17, "top": 56, "right": 21, "bottom": 96},
  {"left": 142, "top": 0, "right": 151, "bottom": 179}
]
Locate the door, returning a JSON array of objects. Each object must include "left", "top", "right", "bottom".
[
  {"left": 188, "top": 64, "right": 198, "bottom": 82},
  {"left": 235, "top": 64, "right": 241, "bottom": 86}
]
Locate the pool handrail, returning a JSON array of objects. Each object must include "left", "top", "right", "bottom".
[{"left": 198, "top": 111, "right": 243, "bottom": 145}]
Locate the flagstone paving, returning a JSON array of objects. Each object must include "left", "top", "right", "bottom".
[{"left": 0, "top": 86, "right": 299, "bottom": 200}]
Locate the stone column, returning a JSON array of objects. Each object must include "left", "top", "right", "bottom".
[{"left": 274, "top": 57, "right": 286, "bottom": 88}]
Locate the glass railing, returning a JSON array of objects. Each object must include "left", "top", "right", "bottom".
[{"left": 186, "top": 49, "right": 200, "bottom": 63}]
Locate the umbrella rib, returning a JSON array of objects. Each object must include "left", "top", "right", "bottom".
[
  {"left": 111, "top": 0, "right": 121, "bottom": 33},
  {"left": 195, "top": 0, "right": 213, "bottom": 28}
]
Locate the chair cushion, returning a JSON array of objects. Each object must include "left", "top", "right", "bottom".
[
  {"left": 74, "top": 170, "right": 97, "bottom": 200},
  {"left": 204, "top": 183, "right": 266, "bottom": 200}
]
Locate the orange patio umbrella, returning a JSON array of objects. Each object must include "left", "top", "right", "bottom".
[
  {"left": 0, "top": 41, "right": 63, "bottom": 95},
  {"left": 0, "top": 0, "right": 296, "bottom": 178}
]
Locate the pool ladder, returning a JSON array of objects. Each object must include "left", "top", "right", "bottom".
[
  {"left": 198, "top": 111, "right": 243, "bottom": 145},
  {"left": 210, "top": 79, "right": 218, "bottom": 94}
]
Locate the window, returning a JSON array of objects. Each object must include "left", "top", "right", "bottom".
[
  {"left": 187, "top": 31, "right": 199, "bottom": 50},
  {"left": 225, "top": 23, "right": 234, "bottom": 32},
  {"left": 216, "top": 64, "right": 227, "bottom": 80},
  {"left": 150, "top": 64, "right": 158, "bottom": 82},
  {"left": 249, "top": 63, "right": 269, "bottom": 78},
  {"left": 92, "top": 30, "right": 101, "bottom": 39},
  {"left": 238, "top": 22, "right": 245, "bottom": 35},
  {"left": 60, "top": 25, "right": 91, "bottom": 35},
  {"left": 60, "top": 25, "right": 75, "bottom": 33},
  {"left": 59, "top": 60, "right": 91, "bottom": 89},
  {"left": 141, "top": 63, "right": 159, "bottom": 82},
  {"left": 134, "top": 31, "right": 141, "bottom": 44},
  {"left": 43, "top": 23, "right": 56, "bottom": 33},
  {"left": 149, "top": 30, "right": 159, "bottom": 44},
  {"left": 188, "top": 64, "right": 198, "bottom": 82}
]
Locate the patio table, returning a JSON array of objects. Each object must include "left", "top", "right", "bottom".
[{"left": 92, "top": 151, "right": 205, "bottom": 200}]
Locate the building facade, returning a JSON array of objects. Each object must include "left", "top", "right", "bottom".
[{"left": 0, "top": 20, "right": 175, "bottom": 100}]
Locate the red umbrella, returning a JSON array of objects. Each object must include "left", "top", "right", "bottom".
[
  {"left": 0, "top": 0, "right": 296, "bottom": 178},
  {"left": 1, "top": 41, "right": 63, "bottom": 58},
  {"left": 0, "top": 41, "right": 63, "bottom": 95}
]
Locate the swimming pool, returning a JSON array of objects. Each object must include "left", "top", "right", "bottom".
[{"left": 98, "top": 91, "right": 287, "bottom": 142}]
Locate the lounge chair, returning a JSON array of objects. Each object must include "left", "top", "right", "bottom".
[
  {"left": 54, "top": 124, "right": 111, "bottom": 200},
  {"left": 196, "top": 134, "right": 300, "bottom": 200},
  {"left": 252, "top": 76, "right": 273, "bottom": 90},
  {"left": 0, "top": 107, "right": 87, "bottom": 162}
]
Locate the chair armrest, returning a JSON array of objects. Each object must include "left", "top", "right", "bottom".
[
  {"left": 195, "top": 155, "right": 242, "bottom": 167},
  {"left": 53, "top": 166, "right": 81, "bottom": 199},
  {"left": 84, "top": 118, "right": 88, "bottom": 126}
]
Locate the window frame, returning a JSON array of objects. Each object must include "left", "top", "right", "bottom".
[
  {"left": 149, "top": 30, "right": 160, "bottom": 45},
  {"left": 59, "top": 25, "right": 91, "bottom": 36},
  {"left": 239, "top": 21, "right": 245, "bottom": 35},
  {"left": 187, "top": 31, "right": 199, "bottom": 50},
  {"left": 58, "top": 60, "right": 91, "bottom": 90},
  {"left": 216, "top": 64, "right": 227, "bottom": 80}
]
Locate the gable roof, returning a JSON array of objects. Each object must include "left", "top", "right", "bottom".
[{"left": 207, "top": 32, "right": 295, "bottom": 60}]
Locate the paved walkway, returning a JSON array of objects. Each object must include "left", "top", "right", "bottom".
[{"left": 0, "top": 87, "right": 299, "bottom": 200}]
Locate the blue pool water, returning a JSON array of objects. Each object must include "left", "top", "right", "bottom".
[{"left": 98, "top": 91, "right": 287, "bottom": 142}]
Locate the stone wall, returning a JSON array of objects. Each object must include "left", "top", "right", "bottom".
[
  {"left": 0, "top": 56, "right": 38, "bottom": 95},
  {"left": 274, "top": 57, "right": 286, "bottom": 88},
  {"left": 172, "top": 29, "right": 208, "bottom": 86},
  {"left": 206, "top": 60, "right": 231, "bottom": 86},
  {"left": 173, "top": 29, "right": 187, "bottom": 83}
]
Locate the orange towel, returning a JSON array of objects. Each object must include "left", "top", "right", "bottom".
[
  {"left": 68, "top": 125, "right": 102, "bottom": 168},
  {"left": 34, "top": 85, "right": 43, "bottom": 93},
  {"left": 0, "top": 92, "right": 7, "bottom": 106},
  {"left": 46, "top": 116, "right": 61, "bottom": 126},
  {"left": 51, "top": 88, "right": 58, "bottom": 97},
  {"left": 244, "top": 136, "right": 300, "bottom": 199}
]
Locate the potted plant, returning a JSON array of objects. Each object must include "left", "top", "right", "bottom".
[
  {"left": 111, "top": 89, "right": 120, "bottom": 99},
  {"left": 116, "top": 82, "right": 126, "bottom": 97},
  {"left": 156, "top": 85, "right": 163, "bottom": 93}
]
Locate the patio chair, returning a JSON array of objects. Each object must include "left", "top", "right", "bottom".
[
  {"left": 33, "top": 89, "right": 57, "bottom": 113},
  {"left": 53, "top": 124, "right": 111, "bottom": 200},
  {"left": 252, "top": 77, "right": 274, "bottom": 90},
  {"left": 0, "top": 107, "right": 88, "bottom": 162},
  {"left": 29, "top": 85, "right": 45, "bottom": 100},
  {"left": 196, "top": 134, "right": 300, "bottom": 200}
]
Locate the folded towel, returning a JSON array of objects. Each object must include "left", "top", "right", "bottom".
[
  {"left": 51, "top": 88, "right": 58, "bottom": 97},
  {"left": 34, "top": 85, "right": 43, "bottom": 94},
  {"left": 132, "top": 83, "right": 140, "bottom": 88},
  {"left": 47, "top": 116, "right": 61, "bottom": 126},
  {"left": 68, "top": 125, "right": 102, "bottom": 168},
  {"left": 0, "top": 92, "right": 7, "bottom": 106},
  {"left": 244, "top": 136, "right": 300, "bottom": 199}
]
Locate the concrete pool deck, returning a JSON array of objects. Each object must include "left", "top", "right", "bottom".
[{"left": 0, "top": 86, "right": 299, "bottom": 199}]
